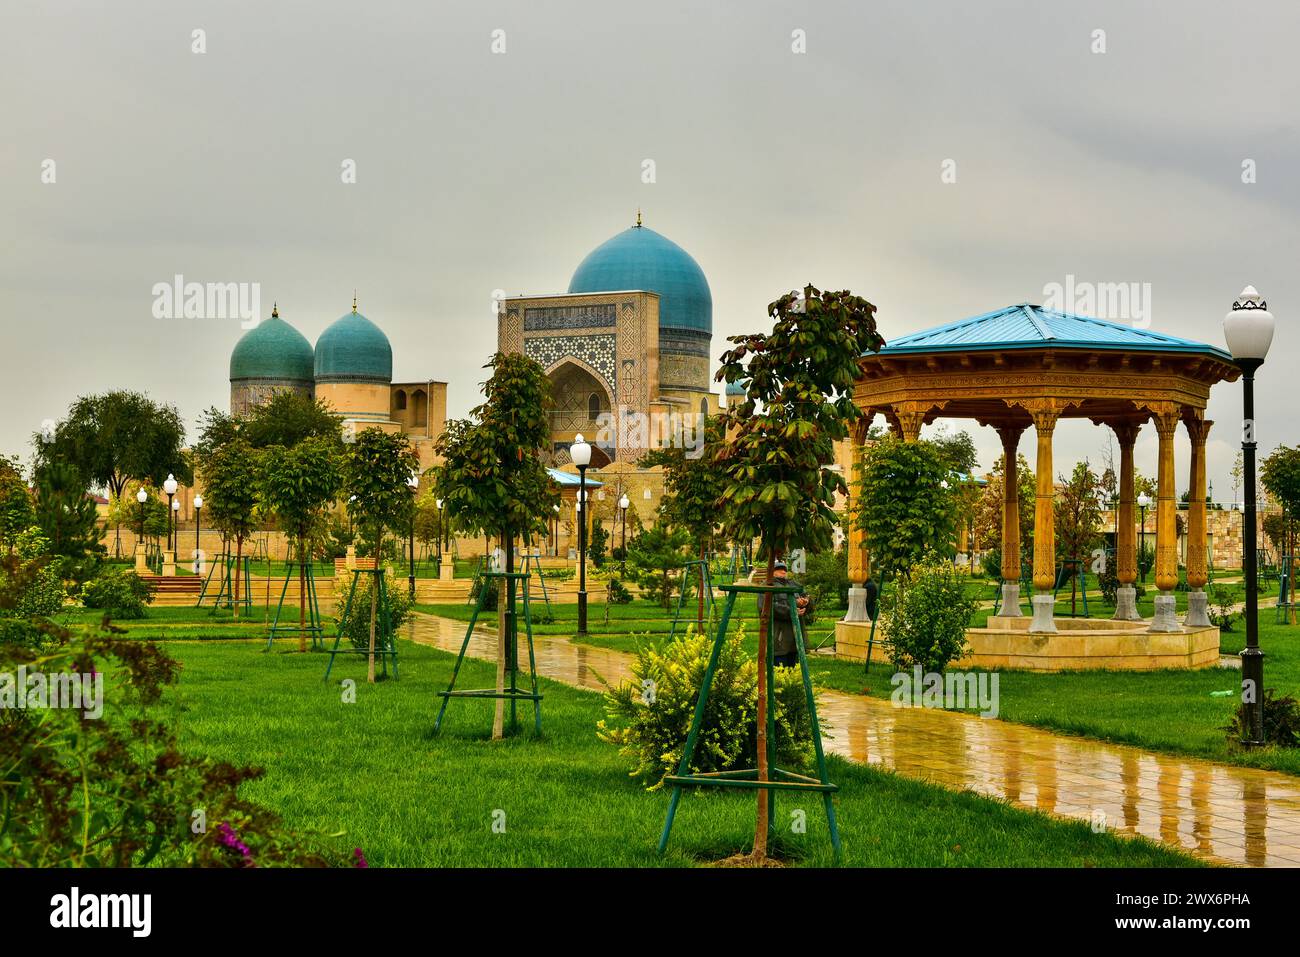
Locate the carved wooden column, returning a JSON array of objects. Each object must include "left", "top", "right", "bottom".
[
  {"left": 996, "top": 424, "right": 1026, "bottom": 617},
  {"left": 1184, "top": 412, "right": 1213, "bottom": 627},
  {"left": 1112, "top": 421, "right": 1142, "bottom": 621},
  {"left": 1148, "top": 403, "right": 1182, "bottom": 632},
  {"left": 895, "top": 407, "right": 925, "bottom": 443},
  {"left": 1027, "top": 402, "right": 1063, "bottom": 633},
  {"left": 843, "top": 413, "right": 874, "bottom": 622}
]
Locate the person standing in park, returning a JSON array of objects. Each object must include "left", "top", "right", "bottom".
[{"left": 770, "top": 559, "right": 809, "bottom": 668}]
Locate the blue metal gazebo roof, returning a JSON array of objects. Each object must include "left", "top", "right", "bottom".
[
  {"left": 876, "top": 304, "right": 1232, "bottom": 360},
  {"left": 547, "top": 467, "right": 604, "bottom": 489}
]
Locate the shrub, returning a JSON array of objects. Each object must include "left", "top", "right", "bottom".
[
  {"left": 1223, "top": 689, "right": 1300, "bottom": 748},
  {"left": 597, "top": 623, "right": 815, "bottom": 789},
  {"left": 885, "top": 556, "right": 978, "bottom": 673},
  {"left": 605, "top": 577, "right": 632, "bottom": 604},
  {"left": 1207, "top": 584, "right": 1239, "bottom": 631},
  {"left": 803, "top": 548, "right": 848, "bottom": 609},
  {"left": 335, "top": 574, "right": 412, "bottom": 650},
  {"left": 980, "top": 546, "right": 1001, "bottom": 583},
  {"left": 589, "top": 521, "right": 609, "bottom": 569},
  {"left": 0, "top": 528, "right": 70, "bottom": 647},
  {"left": 80, "top": 566, "right": 154, "bottom": 619}
]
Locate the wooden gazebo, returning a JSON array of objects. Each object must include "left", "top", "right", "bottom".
[{"left": 843, "top": 304, "right": 1239, "bottom": 645}]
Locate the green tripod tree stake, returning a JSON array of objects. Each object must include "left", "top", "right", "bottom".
[{"left": 658, "top": 582, "right": 840, "bottom": 861}]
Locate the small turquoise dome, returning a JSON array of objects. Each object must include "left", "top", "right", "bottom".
[
  {"left": 229, "top": 309, "right": 314, "bottom": 383},
  {"left": 314, "top": 307, "right": 393, "bottom": 383},
  {"left": 725, "top": 379, "right": 747, "bottom": 397},
  {"left": 568, "top": 223, "right": 712, "bottom": 334}
]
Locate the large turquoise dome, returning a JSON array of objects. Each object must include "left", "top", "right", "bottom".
[
  {"left": 568, "top": 224, "right": 712, "bottom": 335},
  {"left": 313, "top": 307, "right": 393, "bottom": 384},
  {"left": 229, "top": 310, "right": 314, "bottom": 383}
]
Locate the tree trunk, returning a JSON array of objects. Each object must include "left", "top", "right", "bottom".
[
  {"left": 367, "top": 532, "right": 380, "bottom": 683},
  {"left": 493, "top": 532, "right": 506, "bottom": 740},
  {"left": 298, "top": 533, "right": 307, "bottom": 652},
  {"left": 697, "top": 541, "right": 706, "bottom": 632},
  {"left": 753, "top": 552, "right": 775, "bottom": 861},
  {"left": 233, "top": 536, "right": 243, "bottom": 620}
]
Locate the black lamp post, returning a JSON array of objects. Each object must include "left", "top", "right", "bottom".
[
  {"left": 163, "top": 473, "right": 178, "bottom": 553},
  {"left": 618, "top": 492, "right": 629, "bottom": 573},
  {"left": 1224, "top": 285, "right": 1276, "bottom": 747},
  {"left": 193, "top": 494, "right": 203, "bottom": 572},
  {"left": 434, "top": 498, "right": 444, "bottom": 565},
  {"left": 571, "top": 433, "right": 592, "bottom": 638},
  {"left": 1138, "top": 492, "right": 1151, "bottom": 583},
  {"left": 406, "top": 470, "right": 420, "bottom": 600},
  {"left": 137, "top": 487, "right": 147, "bottom": 542}
]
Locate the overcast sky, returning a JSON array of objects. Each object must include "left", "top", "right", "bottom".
[{"left": 2, "top": 0, "right": 1297, "bottom": 499}]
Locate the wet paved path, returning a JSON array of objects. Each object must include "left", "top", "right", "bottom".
[{"left": 406, "top": 612, "right": 1300, "bottom": 867}]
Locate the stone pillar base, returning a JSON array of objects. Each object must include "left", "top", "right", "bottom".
[
  {"left": 345, "top": 545, "right": 357, "bottom": 570},
  {"left": 1112, "top": 585, "right": 1142, "bottom": 621},
  {"left": 162, "top": 550, "right": 176, "bottom": 577},
  {"left": 843, "top": 586, "right": 869, "bottom": 623},
  {"left": 134, "top": 543, "right": 148, "bottom": 574},
  {"left": 1149, "top": 593, "right": 1183, "bottom": 633},
  {"left": 997, "top": 582, "right": 1023, "bottom": 618},
  {"left": 1029, "top": 593, "right": 1057, "bottom": 633},
  {"left": 1185, "top": 589, "right": 1211, "bottom": 628},
  {"left": 439, "top": 557, "right": 454, "bottom": 582}
]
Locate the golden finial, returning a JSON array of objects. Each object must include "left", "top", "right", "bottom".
[
  {"left": 636, "top": 208, "right": 642, "bottom": 228},
  {"left": 352, "top": 290, "right": 358, "bottom": 313},
  {"left": 271, "top": 302, "right": 279, "bottom": 318}
]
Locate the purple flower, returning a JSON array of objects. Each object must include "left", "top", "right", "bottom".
[
  {"left": 217, "top": 822, "right": 252, "bottom": 860},
  {"left": 353, "top": 847, "right": 369, "bottom": 868}
]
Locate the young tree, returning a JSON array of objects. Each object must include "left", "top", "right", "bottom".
[
  {"left": 1054, "top": 460, "right": 1104, "bottom": 616},
  {"left": 198, "top": 438, "right": 260, "bottom": 618},
  {"left": 641, "top": 417, "right": 728, "bottom": 629},
  {"left": 855, "top": 434, "right": 959, "bottom": 577},
  {"left": 715, "top": 284, "right": 882, "bottom": 862},
  {"left": 258, "top": 436, "right": 343, "bottom": 651},
  {"left": 37, "top": 391, "right": 191, "bottom": 501},
  {"left": 32, "top": 461, "right": 105, "bottom": 581},
  {"left": 241, "top": 392, "right": 343, "bottom": 449},
  {"left": 626, "top": 520, "right": 692, "bottom": 609},
  {"left": 342, "top": 428, "right": 418, "bottom": 683},
  {"left": 973, "top": 451, "right": 1035, "bottom": 574},
  {"left": 433, "top": 354, "right": 556, "bottom": 736},
  {"left": 1262, "top": 445, "right": 1300, "bottom": 620},
  {"left": 0, "top": 456, "right": 34, "bottom": 556}
]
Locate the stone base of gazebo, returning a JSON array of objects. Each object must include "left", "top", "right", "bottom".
[{"left": 835, "top": 616, "right": 1221, "bottom": 671}]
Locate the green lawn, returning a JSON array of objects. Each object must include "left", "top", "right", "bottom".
[{"left": 141, "top": 637, "right": 1196, "bottom": 867}]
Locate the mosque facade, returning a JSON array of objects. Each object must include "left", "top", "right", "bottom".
[{"left": 227, "top": 216, "right": 720, "bottom": 479}]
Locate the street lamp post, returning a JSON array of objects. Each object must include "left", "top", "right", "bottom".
[
  {"left": 1224, "top": 285, "right": 1276, "bottom": 747},
  {"left": 1137, "top": 492, "right": 1151, "bottom": 583},
  {"left": 434, "top": 498, "right": 444, "bottom": 565},
  {"left": 571, "top": 434, "right": 592, "bottom": 638},
  {"left": 407, "top": 470, "right": 420, "bottom": 600},
  {"left": 137, "top": 487, "right": 148, "bottom": 541},
  {"left": 193, "top": 494, "right": 203, "bottom": 573},
  {"left": 618, "top": 493, "right": 629, "bottom": 573},
  {"left": 163, "top": 473, "right": 178, "bottom": 553},
  {"left": 171, "top": 500, "right": 180, "bottom": 563}
]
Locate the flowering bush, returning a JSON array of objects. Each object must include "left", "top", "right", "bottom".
[
  {"left": 0, "top": 622, "right": 351, "bottom": 867},
  {"left": 597, "top": 623, "right": 815, "bottom": 789}
]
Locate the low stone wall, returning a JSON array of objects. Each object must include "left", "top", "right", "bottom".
[{"left": 835, "top": 615, "right": 1221, "bottom": 671}]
